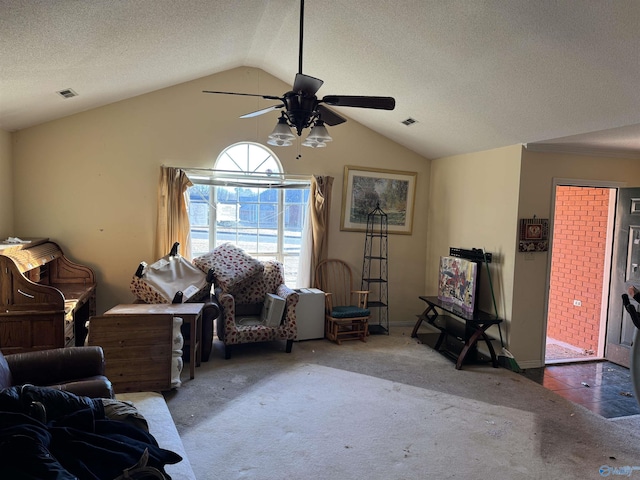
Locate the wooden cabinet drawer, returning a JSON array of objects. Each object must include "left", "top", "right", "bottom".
[{"left": 0, "top": 314, "right": 63, "bottom": 353}]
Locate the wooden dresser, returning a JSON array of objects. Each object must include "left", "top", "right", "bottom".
[{"left": 0, "top": 238, "right": 96, "bottom": 354}]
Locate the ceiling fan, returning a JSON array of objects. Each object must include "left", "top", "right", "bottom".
[{"left": 202, "top": 0, "right": 395, "bottom": 148}]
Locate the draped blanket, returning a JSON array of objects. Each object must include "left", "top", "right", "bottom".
[{"left": 0, "top": 386, "right": 181, "bottom": 479}]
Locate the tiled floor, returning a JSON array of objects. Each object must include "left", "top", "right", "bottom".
[{"left": 521, "top": 361, "right": 640, "bottom": 419}]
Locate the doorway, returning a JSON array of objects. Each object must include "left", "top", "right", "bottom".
[{"left": 545, "top": 183, "right": 617, "bottom": 364}]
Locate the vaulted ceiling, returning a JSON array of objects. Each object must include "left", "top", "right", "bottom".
[{"left": 2, "top": 0, "right": 640, "bottom": 159}]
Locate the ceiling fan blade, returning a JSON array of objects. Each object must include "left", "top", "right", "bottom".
[
  {"left": 202, "top": 90, "right": 282, "bottom": 101},
  {"left": 317, "top": 105, "right": 347, "bottom": 126},
  {"left": 239, "top": 105, "right": 284, "bottom": 118},
  {"left": 293, "top": 73, "right": 324, "bottom": 95},
  {"left": 322, "top": 95, "right": 396, "bottom": 110}
]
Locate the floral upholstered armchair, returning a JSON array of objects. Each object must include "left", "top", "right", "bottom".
[{"left": 193, "top": 244, "right": 298, "bottom": 359}]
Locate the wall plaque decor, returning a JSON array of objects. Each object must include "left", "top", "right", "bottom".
[{"left": 519, "top": 217, "right": 549, "bottom": 252}]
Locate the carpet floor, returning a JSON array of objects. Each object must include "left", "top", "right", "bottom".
[{"left": 163, "top": 327, "right": 640, "bottom": 480}]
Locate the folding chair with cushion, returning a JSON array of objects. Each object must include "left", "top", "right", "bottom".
[{"left": 314, "top": 259, "right": 370, "bottom": 344}]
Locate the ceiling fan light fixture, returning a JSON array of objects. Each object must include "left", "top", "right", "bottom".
[
  {"left": 268, "top": 114, "right": 296, "bottom": 143},
  {"left": 304, "top": 120, "right": 332, "bottom": 143},
  {"left": 302, "top": 138, "right": 327, "bottom": 148},
  {"left": 267, "top": 138, "right": 294, "bottom": 147}
]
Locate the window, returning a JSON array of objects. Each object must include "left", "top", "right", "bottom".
[{"left": 187, "top": 142, "right": 310, "bottom": 285}]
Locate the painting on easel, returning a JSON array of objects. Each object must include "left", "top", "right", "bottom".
[{"left": 437, "top": 256, "right": 478, "bottom": 314}]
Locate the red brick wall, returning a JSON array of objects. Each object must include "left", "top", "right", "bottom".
[{"left": 547, "top": 186, "right": 609, "bottom": 352}]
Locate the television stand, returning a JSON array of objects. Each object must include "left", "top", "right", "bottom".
[{"left": 411, "top": 296, "right": 502, "bottom": 369}]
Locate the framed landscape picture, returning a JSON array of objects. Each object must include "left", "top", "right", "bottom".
[{"left": 340, "top": 166, "right": 417, "bottom": 234}]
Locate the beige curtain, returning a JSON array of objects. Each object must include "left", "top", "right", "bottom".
[
  {"left": 155, "top": 166, "right": 193, "bottom": 260},
  {"left": 309, "top": 175, "right": 333, "bottom": 283}
]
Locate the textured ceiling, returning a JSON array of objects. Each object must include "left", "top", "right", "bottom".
[{"left": 2, "top": 0, "right": 640, "bottom": 160}]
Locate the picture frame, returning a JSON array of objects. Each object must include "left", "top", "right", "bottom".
[
  {"left": 518, "top": 217, "right": 549, "bottom": 252},
  {"left": 340, "top": 166, "right": 417, "bottom": 234}
]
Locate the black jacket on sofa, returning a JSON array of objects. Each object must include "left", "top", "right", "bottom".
[{"left": 0, "top": 385, "right": 182, "bottom": 479}]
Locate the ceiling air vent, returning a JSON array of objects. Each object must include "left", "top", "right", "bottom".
[
  {"left": 401, "top": 117, "right": 418, "bottom": 126},
  {"left": 57, "top": 88, "right": 78, "bottom": 99}
]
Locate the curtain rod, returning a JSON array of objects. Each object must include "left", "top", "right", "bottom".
[
  {"left": 166, "top": 166, "right": 312, "bottom": 181},
  {"left": 168, "top": 166, "right": 312, "bottom": 188}
]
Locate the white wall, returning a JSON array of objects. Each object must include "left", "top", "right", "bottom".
[
  {"left": 0, "top": 129, "right": 13, "bottom": 238},
  {"left": 11, "top": 67, "right": 430, "bottom": 321},
  {"left": 426, "top": 145, "right": 522, "bottom": 349}
]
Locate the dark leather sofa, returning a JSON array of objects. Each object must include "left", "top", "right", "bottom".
[
  {"left": 200, "top": 297, "right": 221, "bottom": 362},
  {"left": 0, "top": 346, "right": 114, "bottom": 398}
]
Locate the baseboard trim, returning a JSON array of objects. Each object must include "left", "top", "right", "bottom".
[{"left": 517, "top": 359, "right": 545, "bottom": 369}]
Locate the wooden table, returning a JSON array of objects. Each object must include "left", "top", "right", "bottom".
[{"left": 104, "top": 303, "right": 205, "bottom": 379}]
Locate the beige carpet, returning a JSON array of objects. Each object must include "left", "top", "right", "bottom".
[{"left": 163, "top": 327, "right": 640, "bottom": 480}]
